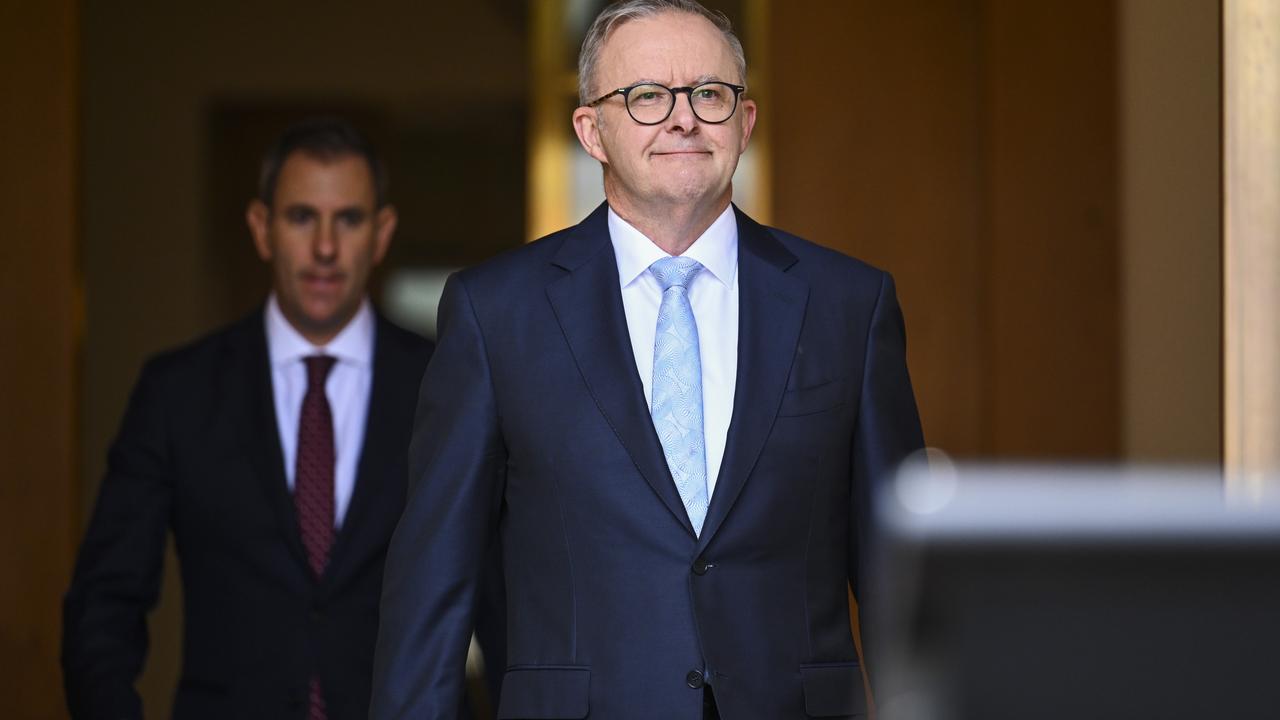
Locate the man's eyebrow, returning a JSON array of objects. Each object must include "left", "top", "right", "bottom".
[
  {"left": 624, "top": 75, "right": 727, "bottom": 88},
  {"left": 621, "top": 77, "right": 665, "bottom": 87}
]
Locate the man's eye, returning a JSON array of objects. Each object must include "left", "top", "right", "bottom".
[
  {"left": 630, "top": 86, "right": 669, "bottom": 105},
  {"left": 286, "top": 208, "right": 315, "bottom": 224},
  {"left": 337, "top": 211, "right": 367, "bottom": 227}
]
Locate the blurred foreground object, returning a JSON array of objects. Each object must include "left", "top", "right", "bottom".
[{"left": 873, "top": 462, "right": 1280, "bottom": 720}]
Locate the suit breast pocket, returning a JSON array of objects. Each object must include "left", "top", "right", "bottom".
[{"left": 777, "top": 377, "right": 846, "bottom": 418}]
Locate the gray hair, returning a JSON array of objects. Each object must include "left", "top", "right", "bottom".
[{"left": 577, "top": 0, "right": 747, "bottom": 106}]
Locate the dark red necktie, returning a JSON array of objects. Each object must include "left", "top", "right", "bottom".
[
  {"left": 296, "top": 355, "right": 335, "bottom": 720},
  {"left": 296, "top": 355, "right": 336, "bottom": 576}
]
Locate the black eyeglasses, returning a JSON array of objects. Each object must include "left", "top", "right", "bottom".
[{"left": 586, "top": 81, "right": 746, "bottom": 125}]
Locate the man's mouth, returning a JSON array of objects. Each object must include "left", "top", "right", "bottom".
[{"left": 302, "top": 272, "right": 344, "bottom": 290}]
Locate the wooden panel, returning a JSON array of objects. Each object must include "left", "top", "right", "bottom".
[
  {"left": 771, "top": 0, "right": 1120, "bottom": 459},
  {"left": 981, "top": 0, "right": 1120, "bottom": 457},
  {"left": 771, "top": 0, "right": 986, "bottom": 456},
  {"left": 1224, "top": 0, "right": 1280, "bottom": 497},
  {"left": 0, "top": 1, "right": 79, "bottom": 718},
  {"left": 1121, "top": 0, "right": 1221, "bottom": 464}
]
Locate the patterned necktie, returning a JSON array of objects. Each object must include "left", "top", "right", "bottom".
[
  {"left": 296, "top": 354, "right": 336, "bottom": 578},
  {"left": 650, "top": 256, "right": 709, "bottom": 535},
  {"left": 296, "top": 355, "right": 335, "bottom": 720}
]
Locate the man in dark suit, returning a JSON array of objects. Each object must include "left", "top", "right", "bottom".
[
  {"left": 371, "top": 1, "right": 924, "bottom": 718},
  {"left": 63, "top": 118, "right": 436, "bottom": 720}
]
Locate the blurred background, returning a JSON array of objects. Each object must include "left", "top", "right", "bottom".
[{"left": 4, "top": 0, "right": 1272, "bottom": 717}]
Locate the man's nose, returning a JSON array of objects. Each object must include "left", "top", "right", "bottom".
[
  {"left": 666, "top": 90, "right": 699, "bottom": 132},
  {"left": 313, "top": 220, "right": 338, "bottom": 262}
]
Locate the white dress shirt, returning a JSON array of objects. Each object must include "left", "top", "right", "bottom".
[
  {"left": 609, "top": 205, "right": 739, "bottom": 498},
  {"left": 265, "top": 294, "right": 375, "bottom": 528}
]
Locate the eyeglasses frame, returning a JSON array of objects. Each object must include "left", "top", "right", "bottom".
[{"left": 586, "top": 81, "right": 747, "bottom": 126}]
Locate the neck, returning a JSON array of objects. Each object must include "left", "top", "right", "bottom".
[
  {"left": 297, "top": 326, "right": 341, "bottom": 347},
  {"left": 273, "top": 296, "right": 363, "bottom": 348},
  {"left": 605, "top": 188, "right": 732, "bottom": 256}
]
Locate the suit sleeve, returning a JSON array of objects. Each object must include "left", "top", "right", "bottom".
[
  {"left": 371, "top": 274, "right": 507, "bottom": 720},
  {"left": 62, "top": 361, "right": 174, "bottom": 720},
  {"left": 849, "top": 272, "right": 924, "bottom": 681}
]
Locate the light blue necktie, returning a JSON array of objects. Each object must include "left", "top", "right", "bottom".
[{"left": 649, "top": 256, "right": 708, "bottom": 535}]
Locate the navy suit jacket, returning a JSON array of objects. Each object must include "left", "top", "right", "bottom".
[
  {"left": 62, "top": 309, "right": 439, "bottom": 719},
  {"left": 372, "top": 204, "right": 924, "bottom": 719}
]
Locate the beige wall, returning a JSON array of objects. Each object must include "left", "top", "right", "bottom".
[{"left": 1120, "top": 0, "right": 1222, "bottom": 463}]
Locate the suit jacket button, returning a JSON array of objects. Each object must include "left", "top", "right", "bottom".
[
  {"left": 686, "top": 670, "right": 705, "bottom": 689},
  {"left": 692, "top": 558, "right": 711, "bottom": 575}
]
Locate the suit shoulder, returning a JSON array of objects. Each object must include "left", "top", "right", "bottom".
[
  {"left": 443, "top": 226, "right": 588, "bottom": 317},
  {"left": 764, "top": 226, "right": 891, "bottom": 300},
  {"left": 137, "top": 311, "right": 260, "bottom": 384},
  {"left": 453, "top": 227, "right": 573, "bottom": 291},
  {"left": 767, "top": 227, "right": 886, "bottom": 278}
]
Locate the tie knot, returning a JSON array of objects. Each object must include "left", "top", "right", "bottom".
[
  {"left": 650, "top": 256, "right": 703, "bottom": 291},
  {"left": 304, "top": 355, "right": 336, "bottom": 388}
]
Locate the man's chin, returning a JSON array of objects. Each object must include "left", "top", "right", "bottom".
[
  {"left": 281, "top": 297, "right": 358, "bottom": 342},
  {"left": 652, "top": 181, "right": 730, "bottom": 208}
]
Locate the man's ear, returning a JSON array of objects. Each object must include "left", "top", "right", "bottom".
[
  {"left": 372, "top": 205, "right": 398, "bottom": 266},
  {"left": 572, "top": 106, "right": 610, "bottom": 164},
  {"left": 246, "top": 199, "right": 273, "bottom": 261},
  {"left": 737, "top": 97, "right": 758, "bottom": 154}
]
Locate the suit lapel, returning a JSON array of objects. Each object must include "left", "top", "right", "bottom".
[
  {"left": 546, "top": 204, "right": 697, "bottom": 537},
  {"left": 326, "top": 315, "right": 409, "bottom": 585},
  {"left": 238, "top": 311, "right": 312, "bottom": 572},
  {"left": 698, "top": 208, "right": 808, "bottom": 548}
]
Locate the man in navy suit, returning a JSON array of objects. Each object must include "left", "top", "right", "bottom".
[
  {"left": 63, "top": 119, "right": 444, "bottom": 720},
  {"left": 371, "top": 1, "right": 924, "bottom": 718}
]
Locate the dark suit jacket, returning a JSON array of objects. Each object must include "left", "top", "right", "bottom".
[
  {"left": 372, "top": 204, "right": 924, "bottom": 720},
  {"left": 63, "top": 308, "right": 435, "bottom": 720}
]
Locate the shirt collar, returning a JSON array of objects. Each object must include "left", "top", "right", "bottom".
[
  {"left": 265, "top": 293, "right": 375, "bottom": 369},
  {"left": 608, "top": 204, "right": 739, "bottom": 289}
]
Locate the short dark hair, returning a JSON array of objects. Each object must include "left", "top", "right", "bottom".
[{"left": 257, "top": 116, "right": 389, "bottom": 208}]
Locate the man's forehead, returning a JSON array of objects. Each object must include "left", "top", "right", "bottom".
[
  {"left": 266, "top": 150, "right": 373, "bottom": 210},
  {"left": 598, "top": 11, "right": 738, "bottom": 84},
  {"left": 279, "top": 150, "right": 372, "bottom": 179},
  {"left": 274, "top": 151, "right": 376, "bottom": 202}
]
